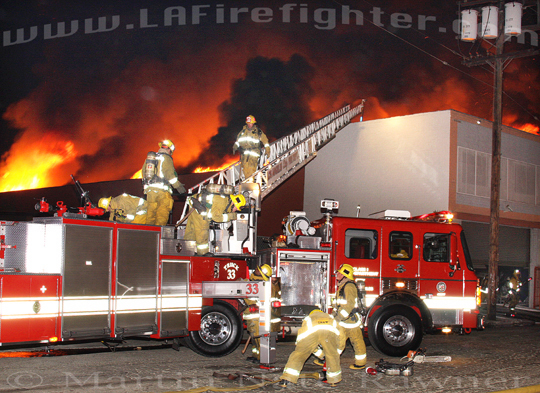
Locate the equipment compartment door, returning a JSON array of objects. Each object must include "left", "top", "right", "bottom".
[
  {"left": 62, "top": 225, "right": 112, "bottom": 338},
  {"left": 0, "top": 274, "right": 61, "bottom": 344},
  {"left": 277, "top": 251, "right": 330, "bottom": 319},
  {"left": 115, "top": 229, "right": 159, "bottom": 335},
  {"left": 159, "top": 260, "right": 189, "bottom": 337}
]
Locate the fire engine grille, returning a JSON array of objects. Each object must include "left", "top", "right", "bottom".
[{"left": 382, "top": 279, "right": 418, "bottom": 293}]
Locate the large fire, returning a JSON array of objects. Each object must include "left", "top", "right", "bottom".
[{"left": 0, "top": 8, "right": 537, "bottom": 194}]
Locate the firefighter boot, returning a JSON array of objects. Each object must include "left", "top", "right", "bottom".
[
  {"left": 277, "top": 379, "right": 290, "bottom": 388},
  {"left": 350, "top": 364, "right": 367, "bottom": 370},
  {"left": 313, "top": 358, "right": 325, "bottom": 367}
]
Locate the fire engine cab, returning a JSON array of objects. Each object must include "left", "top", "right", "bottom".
[{"left": 259, "top": 200, "right": 482, "bottom": 357}]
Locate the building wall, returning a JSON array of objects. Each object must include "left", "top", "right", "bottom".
[
  {"left": 304, "top": 110, "right": 540, "bottom": 308},
  {"left": 304, "top": 111, "right": 452, "bottom": 220},
  {"left": 453, "top": 112, "right": 540, "bottom": 218}
]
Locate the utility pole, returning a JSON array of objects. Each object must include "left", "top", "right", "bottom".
[
  {"left": 461, "top": 0, "right": 539, "bottom": 320},
  {"left": 487, "top": 2, "right": 504, "bottom": 322}
]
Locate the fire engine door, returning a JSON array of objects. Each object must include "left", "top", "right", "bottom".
[
  {"left": 419, "top": 232, "right": 465, "bottom": 325},
  {"left": 115, "top": 229, "right": 159, "bottom": 335},
  {"left": 333, "top": 222, "right": 384, "bottom": 306}
]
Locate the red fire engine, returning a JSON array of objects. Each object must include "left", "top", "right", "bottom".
[
  {"left": 0, "top": 213, "right": 253, "bottom": 357},
  {"left": 0, "top": 102, "right": 482, "bottom": 360},
  {"left": 259, "top": 201, "right": 483, "bottom": 357}
]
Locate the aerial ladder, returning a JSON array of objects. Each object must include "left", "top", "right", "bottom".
[{"left": 178, "top": 99, "right": 365, "bottom": 222}]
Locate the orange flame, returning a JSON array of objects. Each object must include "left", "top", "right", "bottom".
[
  {"left": 194, "top": 159, "right": 237, "bottom": 173},
  {"left": 517, "top": 123, "right": 540, "bottom": 135},
  {"left": 0, "top": 134, "right": 77, "bottom": 192}
]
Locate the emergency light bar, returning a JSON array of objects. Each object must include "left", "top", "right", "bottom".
[{"left": 321, "top": 199, "right": 339, "bottom": 210}]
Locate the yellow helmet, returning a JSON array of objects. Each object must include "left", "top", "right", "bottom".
[
  {"left": 251, "top": 264, "right": 272, "bottom": 281},
  {"left": 246, "top": 115, "right": 256, "bottom": 124},
  {"left": 230, "top": 194, "right": 246, "bottom": 210},
  {"left": 309, "top": 309, "right": 323, "bottom": 316},
  {"left": 159, "top": 139, "right": 175, "bottom": 152},
  {"left": 98, "top": 197, "right": 112, "bottom": 210},
  {"left": 336, "top": 263, "right": 354, "bottom": 281}
]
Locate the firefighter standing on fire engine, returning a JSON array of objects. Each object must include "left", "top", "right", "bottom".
[
  {"left": 184, "top": 185, "right": 245, "bottom": 256},
  {"left": 232, "top": 115, "right": 270, "bottom": 179},
  {"left": 98, "top": 194, "right": 148, "bottom": 224},
  {"left": 279, "top": 309, "right": 341, "bottom": 388},
  {"left": 314, "top": 263, "right": 367, "bottom": 370},
  {"left": 142, "top": 140, "right": 186, "bottom": 226},
  {"left": 243, "top": 264, "right": 273, "bottom": 363}
]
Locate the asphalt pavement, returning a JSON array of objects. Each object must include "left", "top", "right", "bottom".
[{"left": 0, "top": 305, "right": 538, "bottom": 393}]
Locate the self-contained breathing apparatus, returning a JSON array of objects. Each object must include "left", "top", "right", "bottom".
[
  {"left": 143, "top": 151, "right": 158, "bottom": 185},
  {"left": 337, "top": 280, "right": 367, "bottom": 323}
]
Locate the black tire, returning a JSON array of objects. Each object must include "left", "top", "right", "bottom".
[
  {"left": 368, "top": 304, "right": 423, "bottom": 357},
  {"left": 183, "top": 301, "right": 243, "bottom": 357}
]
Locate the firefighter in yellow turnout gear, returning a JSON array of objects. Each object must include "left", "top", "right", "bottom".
[
  {"left": 98, "top": 194, "right": 147, "bottom": 224},
  {"left": 142, "top": 140, "right": 186, "bottom": 226},
  {"left": 233, "top": 115, "right": 270, "bottom": 179},
  {"left": 314, "top": 263, "right": 367, "bottom": 370},
  {"left": 507, "top": 269, "right": 523, "bottom": 314},
  {"left": 184, "top": 185, "right": 245, "bottom": 256},
  {"left": 243, "top": 264, "right": 274, "bottom": 362},
  {"left": 279, "top": 310, "right": 341, "bottom": 387}
]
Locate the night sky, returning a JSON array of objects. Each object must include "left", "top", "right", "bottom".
[{"left": 0, "top": 0, "right": 538, "bottom": 191}]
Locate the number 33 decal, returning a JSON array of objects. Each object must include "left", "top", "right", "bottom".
[{"left": 245, "top": 283, "right": 259, "bottom": 295}]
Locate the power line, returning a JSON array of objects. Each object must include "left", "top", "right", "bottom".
[{"left": 330, "top": 0, "right": 539, "bottom": 124}]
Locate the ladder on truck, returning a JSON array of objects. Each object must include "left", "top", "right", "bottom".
[{"left": 179, "top": 99, "right": 365, "bottom": 220}]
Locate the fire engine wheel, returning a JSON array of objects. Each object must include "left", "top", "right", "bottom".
[
  {"left": 368, "top": 304, "right": 423, "bottom": 357},
  {"left": 184, "top": 301, "right": 243, "bottom": 358}
]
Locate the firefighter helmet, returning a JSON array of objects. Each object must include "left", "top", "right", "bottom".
[
  {"left": 251, "top": 264, "right": 272, "bottom": 281},
  {"left": 230, "top": 194, "right": 246, "bottom": 210},
  {"left": 159, "top": 139, "right": 175, "bottom": 152},
  {"left": 98, "top": 197, "right": 112, "bottom": 210},
  {"left": 246, "top": 115, "right": 256, "bottom": 124},
  {"left": 336, "top": 263, "right": 354, "bottom": 281}
]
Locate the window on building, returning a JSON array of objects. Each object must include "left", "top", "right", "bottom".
[
  {"left": 457, "top": 147, "right": 491, "bottom": 197},
  {"left": 508, "top": 159, "right": 535, "bottom": 205},
  {"left": 345, "top": 229, "right": 378, "bottom": 259},
  {"left": 423, "top": 233, "right": 450, "bottom": 262},
  {"left": 389, "top": 232, "right": 412, "bottom": 260}
]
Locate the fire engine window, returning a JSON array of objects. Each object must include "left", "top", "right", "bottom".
[
  {"left": 345, "top": 229, "right": 378, "bottom": 259},
  {"left": 423, "top": 233, "right": 450, "bottom": 262},
  {"left": 389, "top": 232, "right": 412, "bottom": 260}
]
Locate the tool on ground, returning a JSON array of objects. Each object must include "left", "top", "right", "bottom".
[{"left": 404, "top": 348, "right": 452, "bottom": 363}]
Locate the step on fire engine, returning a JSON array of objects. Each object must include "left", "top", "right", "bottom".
[{"left": 0, "top": 100, "right": 482, "bottom": 360}]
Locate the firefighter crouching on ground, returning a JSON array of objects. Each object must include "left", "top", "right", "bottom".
[
  {"left": 279, "top": 310, "right": 341, "bottom": 388},
  {"left": 243, "top": 264, "right": 273, "bottom": 363},
  {"left": 233, "top": 115, "right": 270, "bottom": 179},
  {"left": 142, "top": 140, "right": 186, "bottom": 226},
  {"left": 98, "top": 194, "right": 147, "bottom": 224},
  {"left": 184, "top": 184, "right": 245, "bottom": 256},
  {"left": 314, "top": 263, "right": 367, "bottom": 370}
]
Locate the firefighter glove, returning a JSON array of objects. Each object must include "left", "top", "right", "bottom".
[{"left": 190, "top": 198, "right": 207, "bottom": 214}]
